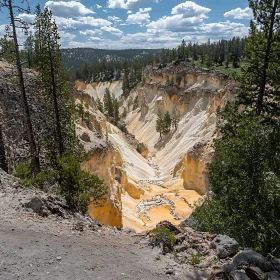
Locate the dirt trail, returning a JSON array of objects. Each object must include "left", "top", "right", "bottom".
[{"left": 0, "top": 176, "right": 210, "bottom": 280}]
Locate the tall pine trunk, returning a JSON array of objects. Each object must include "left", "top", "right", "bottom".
[
  {"left": 0, "top": 125, "right": 8, "bottom": 172},
  {"left": 8, "top": 0, "right": 40, "bottom": 175},
  {"left": 48, "top": 44, "right": 64, "bottom": 157},
  {"left": 256, "top": 0, "right": 279, "bottom": 115}
]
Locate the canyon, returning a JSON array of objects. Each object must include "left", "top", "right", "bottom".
[{"left": 75, "top": 62, "right": 238, "bottom": 232}]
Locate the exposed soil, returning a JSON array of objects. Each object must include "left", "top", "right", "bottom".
[{"left": 0, "top": 173, "right": 209, "bottom": 280}]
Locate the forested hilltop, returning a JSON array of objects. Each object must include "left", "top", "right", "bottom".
[
  {"left": 66, "top": 37, "right": 246, "bottom": 91},
  {"left": 61, "top": 48, "right": 161, "bottom": 70}
]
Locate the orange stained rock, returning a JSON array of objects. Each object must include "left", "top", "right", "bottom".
[{"left": 89, "top": 200, "right": 122, "bottom": 227}]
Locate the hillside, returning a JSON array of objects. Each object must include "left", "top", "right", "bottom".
[
  {"left": 74, "top": 62, "right": 238, "bottom": 232},
  {"left": 61, "top": 48, "right": 161, "bottom": 70}
]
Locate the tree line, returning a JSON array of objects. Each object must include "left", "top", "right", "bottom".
[
  {"left": 63, "top": 36, "right": 246, "bottom": 98},
  {"left": 191, "top": 0, "right": 280, "bottom": 256},
  {"left": 0, "top": 1, "right": 107, "bottom": 214}
]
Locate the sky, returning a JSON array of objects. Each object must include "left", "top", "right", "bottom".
[{"left": 0, "top": 0, "right": 252, "bottom": 49}]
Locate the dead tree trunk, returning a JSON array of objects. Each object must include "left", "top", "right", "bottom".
[
  {"left": 0, "top": 125, "right": 8, "bottom": 172},
  {"left": 7, "top": 0, "right": 40, "bottom": 175}
]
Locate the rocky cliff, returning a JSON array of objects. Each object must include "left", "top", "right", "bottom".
[{"left": 75, "top": 62, "right": 238, "bottom": 231}]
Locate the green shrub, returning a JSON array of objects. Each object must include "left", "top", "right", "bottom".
[
  {"left": 192, "top": 115, "right": 280, "bottom": 255},
  {"left": 149, "top": 227, "right": 176, "bottom": 254},
  {"left": 14, "top": 162, "right": 31, "bottom": 180},
  {"left": 14, "top": 162, "right": 46, "bottom": 188},
  {"left": 190, "top": 252, "right": 202, "bottom": 265},
  {"left": 58, "top": 154, "right": 108, "bottom": 214}
]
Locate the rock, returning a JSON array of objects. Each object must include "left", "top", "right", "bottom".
[
  {"left": 179, "top": 216, "right": 198, "bottom": 230},
  {"left": 230, "top": 270, "right": 250, "bottom": 280},
  {"left": 73, "top": 221, "right": 84, "bottom": 232},
  {"left": 80, "top": 132, "right": 91, "bottom": 142},
  {"left": 245, "top": 266, "right": 265, "bottom": 280},
  {"left": 156, "top": 220, "right": 182, "bottom": 235},
  {"left": 174, "top": 233, "right": 185, "bottom": 244},
  {"left": 233, "top": 250, "right": 273, "bottom": 272},
  {"left": 211, "top": 234, "right": 239, "bottom": 259},
  {"left": 208, "top": 267, "right": 224, "bottom": 280},
  {"left": 165, "top": 269, "right": 174, "bottom": 275},
  {"left": 56, "top": 256, "right": 62, "bottom": 261},
  {"left": 223, "top": 263, "right": 236, "bottom": 274},
  {"left": 174, "top": 241, "right": 190, "bottom": 253},
  {"left": 28, "top": 197, "right": 44, "bottom": 214},
  {"left": 265, "top": 271, "right": 280, "bottom": 280}
]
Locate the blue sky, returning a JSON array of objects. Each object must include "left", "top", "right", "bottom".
[{"left": 0, "top": 0, "right": 252, "bottom": 49}]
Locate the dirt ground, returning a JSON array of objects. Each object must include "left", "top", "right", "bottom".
[{"left": 0, "top": 177, "right": 209, "bottom": 280}]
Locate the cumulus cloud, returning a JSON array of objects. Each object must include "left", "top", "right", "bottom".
[
  {"left": 79, "top": 29, "right": 102, "bottom": 36},
  {"left": 107, "top": 0, "right": 158, "bottom": 9},
  {"left": 202, "top": 21, "right": 249, "bottom": 38},
  {"left": 18, "top": 13, "right": 36, "bottom": 23},
  {"left": 147, "top": 14, "right": 203, "bottom": 32},
  {"left": 54, "top": 16, "right": 112, "bottom": 30},
  {"left": 147, "top": 1, "right": 211, "bottom": 33},
  {"left": 100, "top": 26, "right": 123, "bottom": 36},
  {"left": 96, "top": 4, "right": 102, "bottom": 9},
  {"left": 108, "top": 16, "right": 123, "bottom": 23},
  {"left": 126, "top": 7, "right": 151, "bottom": 25},
  {"left": 224, "top": 7, "right": 253, "bottom": 20},
  {"left": 171, "top": 1, "right": 211, "bottom": 18},
  {"left": 45, "top": 1, "right": 94, "bottom": 17}
]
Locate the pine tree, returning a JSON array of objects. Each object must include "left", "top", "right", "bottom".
[
  {"left": 0, "top": 0, "right": 40, "bottom": 175},
  {"left": 77, "top": 103, "right": 84, "bottom": 122},
  {"left": 121, "top": 107, "right": 127, "bottom": 119},
  {"left": 23, "top": 32, "right": 34, "bottom": 68},
  {"left": 34, "top": 7, "right": 78, "bottom": 164},
  {"left": 171, "top": 110, "right": 179, "bottom": 131},
  {"left": 163, "top": 111, "right": 171, "bottom": 135},
  {"left": 236, "top": 0, "right": 280, "bottom": 116},
  {"left": 96, "top": 97, "right": 104, "bottom": 113},
  {"left": 156, "top": 113, "right": 164, "bottom": 139},
  {"left": 103, "top": 88, "right": 113, "bottom": 117},
  {"left": 122, "top": 59, "right": 130, "bottom": 98},
  {"left": 112, "top": 96, "right": 120, "bottom": 124},
  {"left": 192, "top": 0, "right": 280, "bottom": 254}
]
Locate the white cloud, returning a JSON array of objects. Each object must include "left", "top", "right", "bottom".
[
  {"left": 139, "top": 7, "right": 152, "bottom": 13},
  {"left": 202, "top": 21, "right": 249, "bottom": 38},
  {"left": 45, "top": 1, "right": 94, "bottom": 17},
  {"left": 54, "top": 16, "right": 112, "bottom": 30},
  {"left": 96, "top": 4, "right": 102, "bottom": 9},
  {"left": 108, "top": 16, "right": 122, "bottom": 23},
  {"left": 126, "top": 7, "right": 151, "bottom": 25},
  {"left": 127, "top": 10, "right": 132, "bottom": 14},
  {"left": 100, "top": 26, "right": 123, "bottom": 36},
  {"left": 89, "top": 37, "right": 103, "bottom": 41},
  {"left": 127, "top": 12, "right": 150, "bottom": 25},
  {"left": 18, "top": 13, "right": 36, "bottom": 23},
  {"left": 79, "top": 29, "right": 102, "bottom": 36},
  {"left": 224, "top": 7, "right": 253, "bottom": 20},
  {"left": 147, "top": 14, "right": 203, "bottom": 32},
  {"left": 107, "top": 0, "right": 158, "bottom": 9},
  {"left": 171, "top": 1, "right": 211, "bottom": 18}
]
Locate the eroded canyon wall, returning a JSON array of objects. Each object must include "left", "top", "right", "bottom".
[{"left": 75, "top": 63, "right": 238, "bottom": 231}]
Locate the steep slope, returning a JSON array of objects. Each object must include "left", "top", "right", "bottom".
[{"left": 75, "top": 63, "right": 238, "bottom": 231}]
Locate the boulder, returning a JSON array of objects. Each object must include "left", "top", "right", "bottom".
[
  {"left": 230, "top": 270, "right": 250, "bottom": 280},
  {"left": 80, "top": 132, "right": 91, "bottom": 142},
  {"left": 245, "top": 266, "right": 265, "bottom": 280},
  {"left": 211, "top": 234, "right": 239, "bottom": 259},
  {"left": 156, "top": 220, "right": 182, "bottom": 235},
  {"left": 233, "top": 250, "right": 273, "bottom": 272}
]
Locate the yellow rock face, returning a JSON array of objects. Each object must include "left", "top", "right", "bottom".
[{"left": 89, "top": 200, "right": 123, "bottom": 227}]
